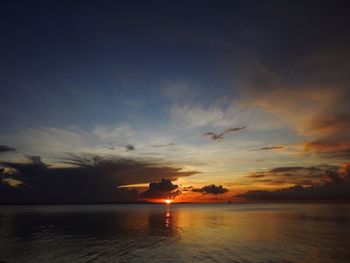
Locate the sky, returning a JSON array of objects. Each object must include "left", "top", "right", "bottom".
[{"left": 1, "top": 0, "right": 350, "bottom": 203}]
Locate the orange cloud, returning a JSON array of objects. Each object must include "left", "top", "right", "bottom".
[
  {"left": 236, "top": 163, "right": 350, "bottom": 201},
  {"left": 233, "top": 45, "right": 350, "bottom": 162},
  {"left": 302, "top": 139, "right": 350, "bottom": 160}
]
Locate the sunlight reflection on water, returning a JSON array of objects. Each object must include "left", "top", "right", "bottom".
[{"left": 0, "top": 203, "right": 350, "bottom": 262}]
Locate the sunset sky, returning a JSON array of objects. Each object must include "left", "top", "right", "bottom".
[{"left": 1, "top": 1, "right": 350, "bottom": 203}]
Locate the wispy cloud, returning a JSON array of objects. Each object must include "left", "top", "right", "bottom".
[
  {"left": 204, "top": 127, "right": 245, "bottom": 141},
  {"left": 302, "top": 139, "right": 350, "bottom": 160},
  {"left": 91, "top": 124, "right": 135, "bottom": 140},
  {"left": 151, "top": 143, "right": 175, "bottom": 148},
  {"left": 171, "top": 105, "right": 226, "bottom": 129},
  {"left": 231, "top": 44, "right": 350, "bottom": 162},
  {"left": 252, "top": 146, "right": 285, "bottom": 151}
]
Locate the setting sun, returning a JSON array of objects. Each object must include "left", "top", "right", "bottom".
[{"left": 164, "top": 199, "right": 172, "bottom": 204}]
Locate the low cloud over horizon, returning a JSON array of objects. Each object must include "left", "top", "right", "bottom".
[
  {"left": 0, "top": 154, "right": 198, "bottom": 204},
  {"left": 141, "top": 179, "right": 180, "bottom": 200},
  {"left": 237, "top": 163, "right": 350, "bottom": 201},
  {"left": 192, "top": 184, "right": 229, "bottom": 195}
]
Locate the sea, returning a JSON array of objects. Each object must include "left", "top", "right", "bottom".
[{"left": 0, "top": 203, "right": 349, "bottom": 263}]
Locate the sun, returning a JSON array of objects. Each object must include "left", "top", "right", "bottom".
[{"left": 164, "top": 199, "right": 172, "bottom": 204}]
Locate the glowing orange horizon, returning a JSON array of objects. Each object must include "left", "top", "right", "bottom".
[{"left": 164, "top": 199, "right": 172, "bottom": 204}]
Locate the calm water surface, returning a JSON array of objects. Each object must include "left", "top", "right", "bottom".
[{"left": 0, "top": 203, "right": 350, "bottom": 263}]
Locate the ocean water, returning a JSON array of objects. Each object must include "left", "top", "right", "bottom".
[{"left": 0, "top": 203, "right": 350, "bottom": 263}]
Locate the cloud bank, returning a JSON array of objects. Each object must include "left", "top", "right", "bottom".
[
  {"left": 0, "top": 155, "right": 197, "bottom": 204},
  {"left": 237, "top": 164, "right": 350, "bottom": 201},
  {"left": 246, "top": 165, "right": 339, "bottom": 187}
]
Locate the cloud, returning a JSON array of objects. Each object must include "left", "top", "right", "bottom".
[
  {"left": 0, "top": 125, "right": 142, "bottom": 159},
  {"left": 192, "top": 184, "right": 228, "bottom": 195},
  {"left": 252, "top": 146, "right": 285, "bottom": 151},
  {"left": 171, "top": 105, "right": 226, "bottom": 129},
  {"left": 246, "top": 165, "right": 338, "bottom": 186},
  {"left": 0, "top": 155, "right": 198, "bottom": 204},
  {"left": 152, "top": 143, "right": 175, "bottom": 148},
  {"left": 302, "top": 137, "right": 350, "bottom": 160},
  {"left": 92, "top": 124, "right": 135, "bottom": 140},
  {"left": 125, "top": 144, "right": 135, "bottom": 151},
  {"left": 0, "top": 145, "right": 16, "bottom": 153},
  {"left": 237, "top": 164, "right": 350, "bottom": 201},
  {"left": 141, "top": 179, "right": 180, "bottom": 199},
  {"left": 181, "top": 186, "right": 194, "bottom": 191},
  {"left": 229, "top": 42, "right": 350, "bottom": 161},
  {"left": 304, "top": 114, "right": 350, "bottom": 136},
  {"left": 0, "top": 127, "right": 92, "bottom": 157},
  {"left": 204, "top": 127, "right": 245, "bottom": 141},
  {"left": 170, "top": 100, "right": 284, "bottom": 134},
  {"left": 2, "top": 178, "right": 23, "bottom": 187}
]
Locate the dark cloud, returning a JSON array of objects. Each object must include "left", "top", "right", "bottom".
[
  {"left": 107, "top": 142, "right": 115, "bottom": 150},
  {"left": 253, "top": 146, "right": 285, "bottom": 151},
  {"left": 141, "top": 179, "right": 180, "bottom": 200},
  {"left": 181, "top": 186, "right": 194, "bottom": 191},
  {"left": 152, "top": 143, "right": 175, "bottom": 148},
  {"left": 247, "top": 165, "right": 338, "bottom": 186},
  {"left": 125, "top": 144, "right": 135, "bottom": 151},
  {"left": 204, "top": 127, "right": 245, "bottom": 141},
  {"left": 0, "top": 145, "right": 16, "bottom": 153},
  {"left": 192, "top": 184, "right": 228, "bottom": 195},
  {"left": 0, "top": 155, "right": 197, "bottom": 204},
  {"left": 237, "top": 164, "right": 350, "bottom": 201}
]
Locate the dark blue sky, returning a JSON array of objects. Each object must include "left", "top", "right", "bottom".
[{"left": 1, "top": 1, "right": 349, "bottom": 130}]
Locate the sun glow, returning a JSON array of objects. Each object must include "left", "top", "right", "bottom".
[{"left": 164, "top": 199, "right": 172, "bottom": 204}]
